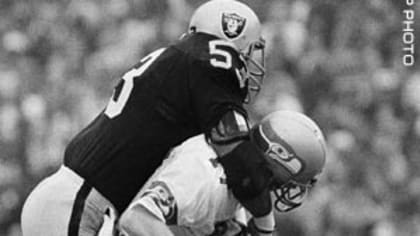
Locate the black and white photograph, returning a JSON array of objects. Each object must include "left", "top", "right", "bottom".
[{"left": 0, "top": 0, "right": 419, "bottom": 235}]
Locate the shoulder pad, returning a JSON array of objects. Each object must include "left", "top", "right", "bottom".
[{"left": 207, "top": 109, "right": 250, "bottom": 145}]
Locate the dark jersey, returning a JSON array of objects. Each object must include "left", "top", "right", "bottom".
[{"left": 64, "top": 33, "right": 248, "bottom": 212}]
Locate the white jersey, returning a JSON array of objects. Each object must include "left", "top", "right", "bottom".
[{"left": 128, "top": 135, "right": 243, "bottom": 235}]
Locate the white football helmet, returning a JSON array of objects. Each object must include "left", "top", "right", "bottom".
[
  {"left": 189, "top": 0, "right": 265, "bottom": 100},
  {"left": 251, "top": 110, "right": 327, "bottom": 212}
]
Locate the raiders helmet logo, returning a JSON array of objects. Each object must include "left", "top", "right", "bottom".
[{"left": 222, "top": 13, "right": 247, "bottom": 39}]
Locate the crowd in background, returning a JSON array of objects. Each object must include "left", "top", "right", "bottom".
[{"left": 0, "top": 0, "right": 419, "bottom": 235}]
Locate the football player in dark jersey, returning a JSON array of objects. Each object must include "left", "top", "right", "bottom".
[{"left": 21, "top": 1, "right": 265, "bottom": 235}]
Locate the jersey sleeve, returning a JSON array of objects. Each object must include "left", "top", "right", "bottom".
[{"left": 130, "top": 180, "right": 178, "bottom": 225}]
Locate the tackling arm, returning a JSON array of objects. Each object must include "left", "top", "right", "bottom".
[
  {"left": 189, "top": 48, "right": 250, "bottom": 156},
  {"left": 217, "top": 208, "right": 274, "bottom": 236},
  {"left": 218, "top": 140, "right": 276, "bottom": 236}
]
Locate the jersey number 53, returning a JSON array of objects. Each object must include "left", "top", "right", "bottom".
[{"left": 105, "top": 40, "right": 236, "bottom": 119}]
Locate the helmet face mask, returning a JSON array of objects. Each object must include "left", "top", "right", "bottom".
[
  {"left": 241, "top": 38, "right": 265, "bottom": 102},
  {"left": 271, "top": 179, "right": 317, "bottom": 212}
]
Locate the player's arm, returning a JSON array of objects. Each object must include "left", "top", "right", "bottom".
[
  {"left": 119, "top": 204, "right": 174, "bottom": 236},
  {"left": 231, "top": 190, "right": 275, "bottom": 236},
  {"left": 189, "top": 47, "right": 250, "bottom": 156},
  {"left": 219, "top": 141, "right": 272, "bottom": 213},
  {"left": 118, "top": 181, "right": 177, "bottom": 236},
  {"left": 247, "top": 211, "right": 275, "bottom": 236},
  {"left": 217, "top": 208, "right": 274, "bottom": 236},
  {"left": 218, "top": 141, "right": 276, "bottom": 236}
]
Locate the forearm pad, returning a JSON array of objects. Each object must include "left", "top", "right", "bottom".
[
  {"left": 206, "top": 109, "right": 250, "bottom": 145},
  {"left": 218, "top": 141, "right": 273, "bottom": 217}
]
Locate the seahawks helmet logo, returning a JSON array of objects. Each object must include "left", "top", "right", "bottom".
[
  {"left": 267, "top": 143, "right": 303, "bottom": 175},
  {"left": 258, "top": 126, "right": 304, "bottom": 175},
  {"left": 222, "top": 13, "right": 246, "bottom": 39}
]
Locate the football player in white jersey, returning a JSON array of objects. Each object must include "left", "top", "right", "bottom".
[{"left": 118, "top": 110, "right": 327, "bottom": 236}]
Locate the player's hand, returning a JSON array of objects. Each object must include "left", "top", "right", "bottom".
[{"left": 246, "top": 219, "right": 273, "bottom": 236}]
